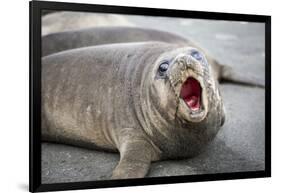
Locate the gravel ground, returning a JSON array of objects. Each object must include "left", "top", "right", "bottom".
[{"left": 41, "top": 14, "right": 265, "bottom": 184}]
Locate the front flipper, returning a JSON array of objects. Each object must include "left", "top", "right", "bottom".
[
  {"left": 219, "top": 64, "right": 265, "bottom": 88},
  {"left": 111, "top": 128, "right": 161, "bottom": 179}
]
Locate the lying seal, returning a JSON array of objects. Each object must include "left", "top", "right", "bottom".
[
  {"left": 42, "top": 27, "right": 264, "bottom": 87},
  {"left": 42, "top": 12, "right": 134, "bottom": 36},
  {"left": 42, "top": 27, "right": 189, "bottom": 57},
  {"left": 42, "top": 42, "right": 225, "bottom": 179}
]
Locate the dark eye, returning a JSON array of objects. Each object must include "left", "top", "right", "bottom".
[
  {"left": 191, "top": 50, "right": 203, "bottom": 61},
  {"left": 158, "top": 62, "right": 169, "bottom": 73}
]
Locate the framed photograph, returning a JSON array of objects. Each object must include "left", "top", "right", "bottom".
[{"left": 29, "top": 0, "right": 271, "bottom": 192}]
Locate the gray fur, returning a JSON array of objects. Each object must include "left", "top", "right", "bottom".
[
  {"left": 42, "top": 12, "right": 134, "bottom": 36},
  {"left": 42, "top": 27, "right": 264, "bottom": 87},
  {"left": 42, "top": 42, "right": 225, "bottom": 179},
  {"left": 42, "top": 27, "right": 189, "bottom": 57}
]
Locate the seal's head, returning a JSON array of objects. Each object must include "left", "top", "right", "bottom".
[
  {"left": 148, "top": 46, "right": 225, "bottom": 126},
  {"left": 136, "top": 44, "right": 225, "bottom": 157}
]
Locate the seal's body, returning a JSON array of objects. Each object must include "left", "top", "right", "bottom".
[
  {"left": 42, "top": 27, "right": 190, "bottom": 57},
  {"left": 42, "top": 12, "right": 134, "bottom": 36},
  {"left": 42, "top": 27, "right": 263, "bottom": 87},
  {"left": 42, "top": 42, "right": 225, "bottom": 179}
]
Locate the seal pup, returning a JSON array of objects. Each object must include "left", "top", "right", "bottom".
[
  {"left": 42, "top": 11, "right": 134, "bottom": 36},
  {"left": 42, "top": 27, "right": 190, "bottom": 57},
  {"left": 42, "top": 27, "right": 264, "bottom": 87},
  {"left": 42, "top": 42, "right": 225, "bottom": 179}
]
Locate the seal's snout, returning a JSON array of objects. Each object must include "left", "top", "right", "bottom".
[
  {"left": 180, "top": 77, "right": 201, "bottom": 111},
  {"left": 169, "top": 52, "right": 209, "bottom": 123}
]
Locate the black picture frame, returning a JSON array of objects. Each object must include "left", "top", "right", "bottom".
[{"left": 29, "top": 0, "right": 271, "bottom": 192}]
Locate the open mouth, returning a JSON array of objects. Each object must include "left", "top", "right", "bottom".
[{"left": 180, "top": 77, "right": 202, "bottom": 111}]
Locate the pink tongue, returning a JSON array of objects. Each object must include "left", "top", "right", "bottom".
[
  {"left": 186, "top": 96, "right": 200, "bottom": 110},
  {"left": 180, "top": 78, "right": 201, "bottom": 111}
]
